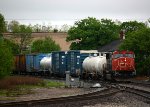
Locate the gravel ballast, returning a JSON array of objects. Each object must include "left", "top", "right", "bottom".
[{"left": 46, "top": 92, "right": 150, "bottom": 107}]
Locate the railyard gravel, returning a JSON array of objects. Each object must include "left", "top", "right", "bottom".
[
  {"left": 0, "top": 87, "right": 102, "bottom": 104},
  {"left": 0, "top": 88, "right": 149, "bottom": 107},
  {"left": 37, "top": 92, "right": 149, "bottom": 107},
  {"left": 0, "top": 78, "right": 149, "bottom": 106}
]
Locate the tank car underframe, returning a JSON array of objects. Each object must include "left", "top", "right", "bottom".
[{"left": 82, "top": 70, "right": 103, "bottom": 79}]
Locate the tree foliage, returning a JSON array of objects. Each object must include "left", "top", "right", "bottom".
[
  {"left": 0, "top": 13, "right": 13, "bottom": 79},
  {"left": 11, "top": 22, "right": 32, "bottom": 53},
  {"left": 60, "top": 24, "right": 70, "bottom": 32},
  {"left": 31, "top": 37, "right": 61, "bottom": 53},
  {"left": 3, "top": 39, "right": 19, "bottom": 54},
  {"left": 0, "top": 40, "right": 13, "bottom": 79},
  {"left": 120, "top": 21, "right": 147, "bottom": 36},
  {"left": 66, "top": 17, "right": 119, "bottom": 50},
  {"left": 0, "top": 13, "right": 6, "bottom": 33},
  {"left": 119, "top": 27, "right": 150, "bottom": 75},
  {"left": 8, "top": 20, "right": 20, "bottom": 32}
]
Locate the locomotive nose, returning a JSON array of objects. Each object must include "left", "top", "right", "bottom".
[
  {"left": 120, "top": 58, "right": 134, "bottom": 70},
  {"left": 119, "top": 58, "right": 126, "bottom": 65}
]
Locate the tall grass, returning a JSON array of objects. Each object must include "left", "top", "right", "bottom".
[{"left": 0, "top": 76, "right": 43, "bottom": 89}]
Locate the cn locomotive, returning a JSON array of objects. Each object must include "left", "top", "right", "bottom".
[{"left": 13, "top": 50, "right": 136, "bottom": 80}]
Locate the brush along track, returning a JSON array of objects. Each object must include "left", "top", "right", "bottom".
[{"left": 0, "top": 88, "right": 121, "bottom": 107}]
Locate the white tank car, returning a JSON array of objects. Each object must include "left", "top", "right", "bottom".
[
  {"left": 82, "top": 56, "right": 107, "bottom": 76},
  {"left": 40, "top": 56, "right": 52, "bottom": 71}
]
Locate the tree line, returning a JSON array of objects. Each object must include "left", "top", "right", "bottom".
[{"left": 6, "top": 20, "right": 70, "bottom": 33}]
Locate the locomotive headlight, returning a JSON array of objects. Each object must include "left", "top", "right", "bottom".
[{"left": 125, "top": 58, "right": 126, "bottom": 62}]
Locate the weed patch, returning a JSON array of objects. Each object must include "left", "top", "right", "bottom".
[
  {"left": 0, "top": 76, "right": 65, "bottom": 97},
  {"left": 0, "top": 76, "right": 43, "bottom": 89}
]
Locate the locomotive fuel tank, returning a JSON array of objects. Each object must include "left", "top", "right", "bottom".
[
  {"left": 82, "top": 56, "right": 107, "bottom": 77},
  {"left": 40, "top": 56, "right": 52, "bottom": 71}
]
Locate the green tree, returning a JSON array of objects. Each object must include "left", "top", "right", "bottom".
[
  {"left": 0, "top": 13, "right": 6, "bottom": 33},
  {"left": 12, "top": 24, "right": 32, "bottom": 53},
  {"left": 8, "top": 20, "right": 20, "bottom": 32},
  {"left": 61, "top": 24, "right": 70, "bottom": 32},
  {"left": 31, "top": 37, "right": 61, "bottom": 53},
  {"left": 3, "top": 39, "right": 19, "bottom": 54},
  {"left": 119, "top": 27, "right": 150, "bottom": 75},
  {"left": 120, "top": 21, "right": 147, "bottom": 37},
  {"left": 0, "top": 40, "right": 13, "bottom": 79},
  {"left": 0, "top": 13, "right": 6, "bottom": 39},
  {"left": 0, "top": 13, "right": 13, "bottom": 79},
  {"left": 67, "top": 17, "right": 119, "bottom": 50},
  {"left": 53, "top": 28, "right": 58, "bottom": 33}
]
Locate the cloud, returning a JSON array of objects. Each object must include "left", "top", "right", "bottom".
[{"left": 0, "top": 0, "right": 149, "bottom": 24}]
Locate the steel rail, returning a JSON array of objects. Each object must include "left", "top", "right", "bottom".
[
  {"left": 123, "top": 86, "right": 150, "bottom": 100},
  {"left": 0, "top": 88, "right": 121, "bottom": 107},
  {"left": 109, "top": 82, "right": 150, "bottom": 101}
]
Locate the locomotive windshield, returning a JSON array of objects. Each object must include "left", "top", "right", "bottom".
[
  {"left": 113, "top": 54, "right": 123, "bottom": 58},
  {"left": 113, "top": 54, "right": 134, "bottom": 58},
  {"left": 124, "top": 54, "right": 134, "bottom": 58}
]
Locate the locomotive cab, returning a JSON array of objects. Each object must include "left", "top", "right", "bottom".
[{"left": 112, "top": 50, "right": 136, "bottom": 76}]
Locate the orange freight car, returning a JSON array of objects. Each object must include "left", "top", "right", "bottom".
[{"left": 14, "top": 55, "right": 26, "bottom": 74}]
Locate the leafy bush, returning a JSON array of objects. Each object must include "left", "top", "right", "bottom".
[
  {"left": 53, "top": 28, "right": 58, "bottom": 33},
  {"left": 0, "top": 40, "right": 13, "bottom": 79},
  {"left": 3, "top": 39, "right": 19, "bottom": 54},
  {"left": 31, "top": 37, "right": 61, "bottom": 53}
]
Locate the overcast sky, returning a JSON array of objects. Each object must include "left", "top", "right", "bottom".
[{"left": 0, "top": 0, "right": 150, "bottom": 26}]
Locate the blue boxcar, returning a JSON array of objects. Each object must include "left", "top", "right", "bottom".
[
  {"left": 26, "top": 53, "right": 47, "bottom": 74},
  {"left": 52, "top": 51, "right": 67, "bottom": 77},
  {"left": 26, "top": 54, "right": 33, "bottom": 73},
  {"left": 34, "top": 53, "right": 47, "bottom": 71},
  {"left": 66, "top": 50, "right": 81, "bottom": 77}
]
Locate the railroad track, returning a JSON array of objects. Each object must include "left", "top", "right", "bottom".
[
  {"left": 124, "top": 87, "right": 150, "bottom": 100},
  {"left": 114, "top": 78, "right": 150, "bottom": 88},
  {"left": 104, "top": 81, "right": 150, "bottom": 103},
  {"left": 128, "top": 80, "right": 150, "bottom": 87},
  {"left": 111, "top": 83, "right": 150, "bottom": 103},
  {"left": 0, "top": 87, "right": 121, "bottom": 107},
  {"left": 1, "top": 79, "right": 149, "bottom": 107}
]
